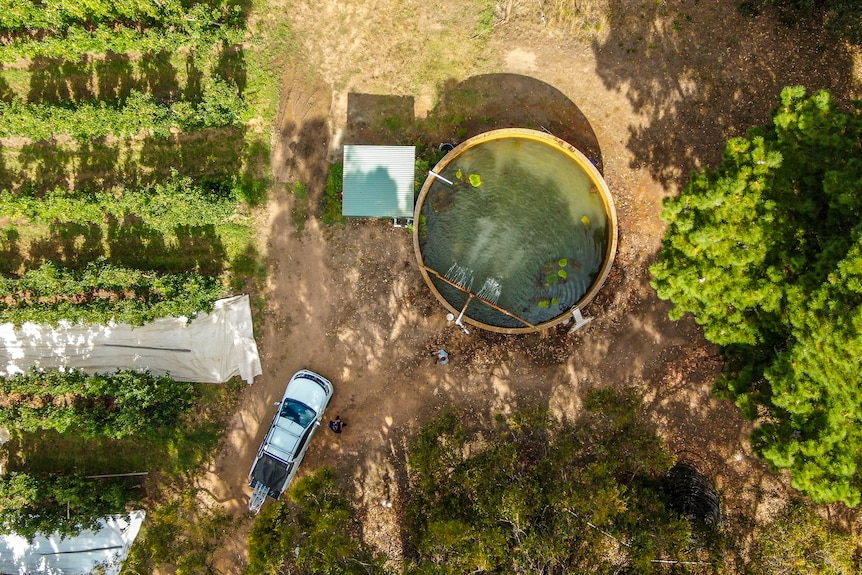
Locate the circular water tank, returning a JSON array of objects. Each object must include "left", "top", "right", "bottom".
[{"left": 413, "top": 128, "right": 617, "bottom": 333}]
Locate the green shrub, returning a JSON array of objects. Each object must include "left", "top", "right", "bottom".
[
  {"left": 0, "top": 173, "right": 240, "bottom": 232},
  {"left": 0, "top": 80, "right": 246, "bottom": 142},
  {"left": 0, "top": 259, "right": 225, "bottom": 326},
  {"left": 404, "top": 392, "right": 708, "bottom": 573},
  {"left": 651, "top": 86, "right": 862, "bottom": 506},
  {"left": 245, "top": 467, "right": 388, "bottom": 575},
  {"left": 0, "top": 368, "right": 195, "bottom": 439},
  {"left": 320, "top": 162, "right": 344, "bottom": 226},
  {"left": 0, "top": 472, "right": 134, "bottom": 541},
  {"left": 747, "top": 501, "right": 861, "bottom": 574},
  {"left": 124, "top": 489, "right": 243, "bottom": 575}
]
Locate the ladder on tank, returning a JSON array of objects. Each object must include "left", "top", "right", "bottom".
[{"left": 249, "top": 481, "right": 269, "bottom": 514}]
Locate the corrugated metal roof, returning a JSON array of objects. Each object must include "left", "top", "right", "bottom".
[{"left": 342, "top": 145, "right": 416, "bottom": 218}]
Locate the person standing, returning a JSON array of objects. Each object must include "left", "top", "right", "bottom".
[{"left": 329, "top": 415, "right": 345, "bottom": 433}]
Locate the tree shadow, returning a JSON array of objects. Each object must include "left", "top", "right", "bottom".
[
  {"left": 246, "top": 149, "right": 272, "bottom": 207},
  {"left": 105, "top": 215, "right": 228, "bottom": 275},
  {"left": 27, "top": 56, "right": 93, "bottom": 103},
  {"left": 0, "top": 142, "right": 9, "bottom": 189},
  {"left": 138, "top": 50, "right": 181, "bottom": 102},
  {"left": 27, "top": 222, "right": 105, "bottom": 269},
  {"left": 21, "top": 48, "right": 204, "bottom": 105},
  {"left": 20, "top": 216, "right": 229, "bottom": 275},
  {"left": 138, "top": 126, "right": 246, "bottom": 182},
  {"left": 228, "top": 242, "right": 267, "bottom": 292},
  {"left": 591, "top": 0, "right": 857, "bottom": 188},
  {"left": 183, "top": 52, "right": 204, "bottom": 102},
  {"left": 276, "top": 117, "right": 330, "bottom": 200},
  {"left": 216, "top": 43, "right": 247, "bottom": 94},
  {"left": 72, "top": 138, "right": 124, "bottom": 190},
  {"left": 1, "top": 125, "right": 247, "bottom": 194},
  {"left": 0, "top": 67, "right": 14, "bottom": 102},
  {"left": 0, "top": 227, "right": 24, "bottom": 275},
  {"left": 16, "top": 142, "right": 79, "bottom": 191},
  {"left": 340, "top": 74, "right": 604, "bottom": 173},
  {"left": 95, "top": 52, "right": 135, "bottom": 102},
  {"left": 344, "top": 93, "right": 415, "bottom": 145},
  {"left": 430, "top": 74, "right": 604, "bottom": 172}
]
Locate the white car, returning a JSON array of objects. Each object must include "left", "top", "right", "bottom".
[{"left": 248, "top": 369, "right": 333, "bottom": 513}]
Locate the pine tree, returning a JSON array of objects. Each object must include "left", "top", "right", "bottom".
[{"left": 652, "top": 86, "right": 862, "bottom": 505}]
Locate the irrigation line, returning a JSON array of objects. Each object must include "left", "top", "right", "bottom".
[
  {"left": 421, "top": 265, "right": 538, "bottom": 331},
  {"left": 85, "top": 472, "right": 149, "bottom": 479},
  {"left": 565, "top": 509, "right": 630, "bottom": 547},
  {"left": 103, "top": 344, "right": 191, "bottom": 352}
]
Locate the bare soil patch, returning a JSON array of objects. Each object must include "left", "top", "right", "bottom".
[{"left": 200, "top": 1, "right": 862, "bottom": 571}]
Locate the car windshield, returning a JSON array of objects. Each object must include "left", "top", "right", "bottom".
[{"left": 279, "top": 399, "right": 316, "bottom": 427}]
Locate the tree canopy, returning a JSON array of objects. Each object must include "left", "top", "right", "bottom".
[
  {"left": 241, "top": 395, "right": 862, "bottom": 573},
  {"left": 0, "top": 368, "right": 195, "bottom": 438},
  {"left": 244, "top": 467, "right": 388, "bottom": 575},
  {"left": 403, "top": 391, "right": 713, "bottom": 574},
  {"left": 0, "top": 472, "right": 132, "bottom": 541},
  {"left": 748, "top": 500, "right": 860, "bottom": 574},
  {"left": 651, "top": 86, "right": 862, "bottom": 506}
]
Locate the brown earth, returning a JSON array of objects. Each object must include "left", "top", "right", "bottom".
[{"left": 197, "top": 0, "right": 862, "bottom": 571}]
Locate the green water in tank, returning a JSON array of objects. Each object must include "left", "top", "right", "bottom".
[{"left": 419, "top": 137, "right": 608, "bottom": 328}]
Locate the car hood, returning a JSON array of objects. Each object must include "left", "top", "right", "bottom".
[{"left": 285, "top": 374, "right": 330, "bottom": 413}]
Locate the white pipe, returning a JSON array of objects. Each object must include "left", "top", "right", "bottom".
[
  {"left": 454, "top": 310, "right": 470, "bottom": 335},
  {"left": 428, "top": 170, "right": 454, "bottom": 186}
]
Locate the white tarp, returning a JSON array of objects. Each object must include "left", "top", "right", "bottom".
[
  {"left": 0, "top": 510, "right": 145, "bottom": 575},
  {"left": 0, "top": 295, "right": 261, "bottom": 384}
]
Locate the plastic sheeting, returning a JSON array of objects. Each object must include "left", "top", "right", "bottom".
[
  {"left": 0, "top": 510, "right": 145, "bottom": 575},
  {"left": 0, "top": 295, "right": 261, "bottom": 384}
]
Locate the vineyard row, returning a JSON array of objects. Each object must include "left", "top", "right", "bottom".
[
  {"left": 0, "top": 259, "right": 225, "bottom": 326},
  {"left": 0, "top": 79, "right": 245, "bottom": 141},
  {"left": 0, "top": 174, "right": 241, "bottom": 232}
]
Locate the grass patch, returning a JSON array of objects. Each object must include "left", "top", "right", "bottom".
[
  {"left": 320, "top": 163, "right": 344, "bottom": 226},
  {"left": 291, "top": 181, "right": 309, "bottom": 232},
  {"left": 541, "top": 0, "right": 610, "bottom": 35},
  {"left": 243, "top": 0, "right": 301, "bottom": 126},
  {"left": 476, "top": 1, "right": 497, "bottom": 36},
  {"left": 229, "top": 241, "right": 267, "bottom": 293}
]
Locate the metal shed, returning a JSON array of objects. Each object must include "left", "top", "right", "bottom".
[{"left": 342, "top": 145, "right": 416, "bottom": 220}]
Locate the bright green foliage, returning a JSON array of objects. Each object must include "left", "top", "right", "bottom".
[
  {"left": 245, "top": 467, "right": 389, "bottom": 575},
  {"left": 0, "top": 173, "right": 240, "bottom": 233},
  {"left": 0, "top": 368, "right": 195, "bottom": 438},
  {"left": 123, "top": 489, "right": 242, "bottom": 575},
  {"left": 0, "top": 1, "right": 242, "bottom": 34},
  {"left": 0, "top": 259, "right": 224, "bottom": 326},
  {"left": 0, "top": 3, "right": 244, "bottom": 63},
  {"left": 320, "top": 162, "right": 345, "bottom": 226},
  {"left": 0, "top": 471, "right": 132, "bottom": 541},
  {"left": 747, "top": 501, "right": 861, "bottom": 574},
  {"left": 404, "top": 391, "right": 706, "bottom": 574},
  {"left": 0, "top": 79, "right": 245, "bottom": 142},
  {"left": 755, "top": 239, "right": 862, "bottom": 506},
  {"left": 651, "top": 86, "right": 862, "bottom": 505}
]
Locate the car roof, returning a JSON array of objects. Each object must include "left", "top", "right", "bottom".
[
  {"left": 283, "top": 370, "right": 331, "bottom": 413},
  {"left": 263, "top": 416, "right": 307, "bottom": 462}
]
